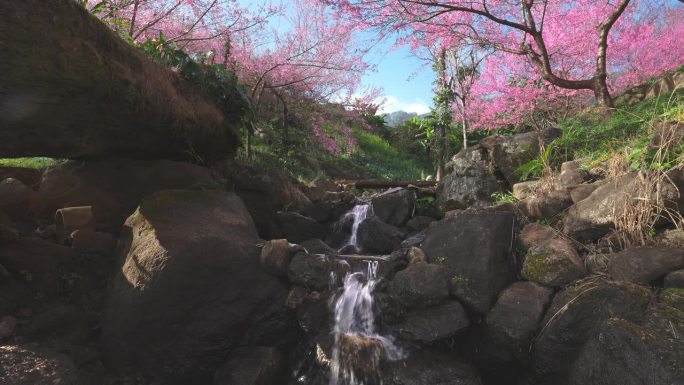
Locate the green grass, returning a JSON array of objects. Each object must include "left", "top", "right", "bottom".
[
  {"left": 351, "top": 128, "right": 427, "bottom": 180},
  {"left": 0, "top": 157, "right": 60, "bottom": 169}
]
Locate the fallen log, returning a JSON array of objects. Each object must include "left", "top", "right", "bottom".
[
  {"left": 0, "top": 0, "right": 240, "bottom": 162},
  {"left": 337, "top": 179, "right": 437, "bottom": 189}
]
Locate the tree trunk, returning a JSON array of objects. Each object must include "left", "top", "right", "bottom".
[
  {"left": 460, "top": 97, "right": 468, "bottom": 149},
  {"left": 0, "top": 0, "right": 240, "bottom": 162}
]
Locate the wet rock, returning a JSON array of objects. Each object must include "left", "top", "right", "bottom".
[
  {"left": 388, "top": 263, "right": 449, "bottom": 309},
  {"left": 287, "top": 252, "right": 333, "bottom": 291},
  {"left": 436, "top": 146, "right": 506, "bottom": 212},
  {"left": 665, "top": 269, "right": 684, "bottom": 288},
  {"left": 563, "top": 170, "right": 684, "bottom": 242},
  {"left": 608, "top": 246, "right": 684, "bottom": 284},
  {"left": 422, "top": 210, "right": 515, "bottom": 313},
  {"left": 568, "top": 318, "right": 684, "bottom": 385},
  {"left": 0, "top": 178, "right": 32, "bottom": 220},
  {"left": 532, "top": 278, "right": 651, "bottom": 377},
  {"left": 213, "top": 347, "right": 282, "bottom": 385},
  {"left": 372, "top": 188, "right": 416, "bottom": 226},
  {"left": 568, "top": 182, "right": 602, "bottom": 204},
  {"left": 405, "top": 215, "right": 434, "bottom": 233},
  {"left": 556, "top": 160, "right": 589, "bottom": 189},
  {"left": 519, "top": 223, "right": 557, "bottom": 250},
  {"left": 300, "top": 238, "right": 336, "bottom": 255},
  {"left": 37, "top": 159, "right": 214, "bottom": 232},
  {"left": 384, "top": 349, "right": 481, "bottom": 385},
  {"left": 513, "top": 180, "right": 540, "bottom": 200},
  {"left": 522, "top": 238, "right": 585, "bottom": 287},
  {"left": 275, "top": 212, "right": 325, "bottom": 244},
  {"left": 260, "top": 239, "right": 297, "bottom": 277},
  {"left": 0, "top": 345, "right": 77, "bottom": 385},
  {"left": 394, "top": 300, "right": 469, "bottom": 344},
  {"left": 357, "top": 217, "right": 405, "bottom": 254},
  {"left": 0, "top": 315, "right": 17, "bottom": 339},
  {"left": 517, "top": 190, "right": 573, "bottom": 221},
  {"left": 487, "top": 282, "right": 554, "bottom": 358},
  {"left": 102, "top": 190, "right": 293, "bottom": 384}
]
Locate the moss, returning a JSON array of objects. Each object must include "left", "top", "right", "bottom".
[
  {"left": 522, "top": 252, "right": 553, "bottom": 283},
  {"left": 449, "top": 275, "right": 471, "bottom": 297},
  {"left": 661, "top": 288, "right": 684, "bottom": 309}
]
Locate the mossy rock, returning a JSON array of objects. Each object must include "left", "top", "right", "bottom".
[{"left": 522, "top": 239, "right": 585, "bottom": 287}]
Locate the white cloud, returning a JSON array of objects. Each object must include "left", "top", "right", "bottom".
[{"left": 379, "top": 96, "right": 431, "bottom": 115}]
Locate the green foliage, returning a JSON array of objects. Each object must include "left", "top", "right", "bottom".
[
  {"left": 0, "top": 157, "right": 60, "bottom": 169},
  {"left": 352, "top": 128, "right": 427, "bottom": 180},
  {"left": 491, "top": 191, "right": 518, "bottom": 204},
  {"left": 516, "top": 141, "right": 555, "bottom": 181}
]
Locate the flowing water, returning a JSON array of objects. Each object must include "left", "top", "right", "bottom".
[
  {"left": 339, "top": 204, "right": 372, "bottom": 253},
  {"left": 328, "top": 261, "right": 404, "bottom": 385}
]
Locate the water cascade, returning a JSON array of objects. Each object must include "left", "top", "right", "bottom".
[
  {"left": 339, "top": 204, "right": 372, "bottom": 253},
  {"left": 328, "top": 261, "right": 403, "bottom": 385}
]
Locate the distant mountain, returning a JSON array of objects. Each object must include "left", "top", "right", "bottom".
[{"left": 382, "top": 111, "right": 418, "bottom": 127}]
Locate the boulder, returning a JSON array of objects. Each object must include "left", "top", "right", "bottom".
[
  {"left": 422, "top": 210, "right": 515, "bottom": 313},
  {"left": 394, "top": 301, "right": 469, "bottom": 344},
  {"left": 37, "top": 159, "right": 214, "bottom": 232},
  {"left": 555, "top": 160, "right": 589, "bottom": 189},
  {"left": 274, "top": 212, "right": 326, "bottom": 244},
  {"left": 568, "top": 318, "right": 684, "bottom": 385},
  {"left": 357, "top": 217, "right": 405, "bottom": 254},
  {"left": 568, "top": 182, "right": 601, "bottom": 204},
  {"left": 102, "top": 190, "right": 293, "bottom": 384},
  {"left": 408, "top": 247, "right": 427, "bottom": 264},
  {"left": 300, "top": 238, "right": 336, "bottom": 255},
  {"left": 0, "top": 345, "right": 77, "bottom": 385},
  {"left": 519, "top": 223, "right": 557, "bottom": 250},
  {"left": 517, "top": 190, "right": 573, "bottom": 221},
  {"left": 436, "top": 146, "right": 506, "bottom": 212},
  {"left": 0, "top": 0, "right": 240, "bottom": 162},
  {"left": 657, "top": 229, "right": 684, "bottom": 248},
  {"left": 388, "top": 263, "right": 449, "bottom": 309},
  {"left": 0, "top": 237, "right": 75, "bottom": 286},
  {"left": 532, "top": 278, "right": 651, "bottom": 377},
  {"left": 405, "top": 215, "right": 434, "bottom": 233},
  {"left": 487, "top": 282, "right": 554, "bottom": 356},
  {"left": 522, "top": 238, "right": 585, "bottom": 287},
  {"left": 301, "top": 201, "right": 334, "bottom": 223},
  {"left": 0, "top": 223, "right": 19, "bottom": 243},
  {"left": 384, "top": 350, "right": 481, "bottom": 385},
  {"left": 480, "top": 128, "right": 562, "bottom": 186},
  {"left": 642, "top": 288, "right": 684, "bottom": 341},
  {"left": 70, "top": 230, "right": 116, "bottom": 255},
  {"left": 664, "top": 269, "right": 684, "bottom": 288},
  {"left": 608, "top": 246, "right": 684, "bottom": 284},
  {"left": 287, "top": 252, "right": 334, "bottom": 291},
  {"left": 0, "top": 178, "right": 32, "bottom": 220},
  {"left": 371, "top": 188, "right": 416, "bottom": 226},
  {"left": 224, "top": 161, "right": 311, "bottom": 239},
  {"left": 213, "top": 347, "right": 282, "bottom": 385},
  {"left": 0, "top": 166, "right": 43, "bottom": 189},
  {"left": 513, "top": 180, "right": 540, "bottom": 200},
  {"left": 0, "top": 315, "right": 17, "bottom": 339},
  {"left": 0, "top": 264, "right": 9, "bottom": 284},
  {"left": 563, "top": 170, "right": 684, "bottom": 242},
  {"left": 260, "top": 239, "right": 299, "bottom": 277}
]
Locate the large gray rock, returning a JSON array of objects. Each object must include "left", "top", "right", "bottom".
[
  {"left": 357, "top": 216, "right": 405, "bottom": 254},
  {"left": 422, "top": 210, "right": 515, "bottom": 313},
  {"left": 384, "top": 350, "right": 481, "bottom": 385},
  {"left": 213, "top": 347, "right": 282, "bottom": 385},
  {"left": 487, "top": 282, "right": 554, "bottom": 357},
  {"left": 394, "top": 301, "right": 469, "bottom": 344},
  {"left": 519, "top": 223, "right": 557, "bottom": 250},
  {"left": 372, "top": 188, "right": 416, "bottom": 226},
  {"left": 555, "top": 160, "right": 590, "bottom": 189},
  {"left": 388, "top": 263, "right": 449, "bottom": 309},
  {"left": 287, "top": 252, "right": 334, "bottom": 291},
  {"left": 480, "top": 128, "right": 562, "bottom": 186},
  {"left": 102, "top": 190, "right": 293, "bottom": 384},
  {"left": 436, "top": 146, "right": 506, "bottom": 212},
  {"left": 563, "top": 170, "right": 684, "bottom": 242},
  {"left": 522, "top": 238, "right": 586, "bottom": 287},
  {"left": 37, "top": 159, "right": 214, "bottom": 231},
  {"left": 0, "top": 345, "right": 77, "bottom": 385},
  {"left": 532, "top": 278, "right": 651, "bottom": 378},
  {"left": 608, "top": 246, "right": 684, "bottom": 284},
  {"left": 664, "top": 269, "right": 684, "bottom": 288},
  {"left": 517, "top": 190, "right": 573, "bottom": 221},
  {"left": 569, "top": 318, "right": 684, "bottom": 385}
]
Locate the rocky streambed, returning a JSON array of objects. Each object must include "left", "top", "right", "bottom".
[{"left": 0, "top": 135, "right": 683, "bottom": 385}]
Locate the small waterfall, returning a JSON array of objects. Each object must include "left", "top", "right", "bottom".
[
  {"left": 340, "top": 204, "right": 372, "bottom": 253},
  {"left": 329, "top": 261, "right": 403, "bottom": 385}
]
